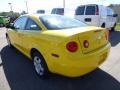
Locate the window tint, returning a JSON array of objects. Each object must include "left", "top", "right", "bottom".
[
  {"left": 14, "top": 16, "right": 28, "bottom": 30},
  {"left": 40, "top": 15, "right": 87, "bottom": 30},
  {"left": 85, "top": 6, "right": 95, "bottom": 15},
  {"left": 25, "top": 18, "right": 41, "bottom": 30},
  {"left": 75, "top": 6, "right": 85, "bottom": 15}
]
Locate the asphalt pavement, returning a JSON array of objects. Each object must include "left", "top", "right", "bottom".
[{"left": 0, "top": 28, "right": 120, "bottom": 90}]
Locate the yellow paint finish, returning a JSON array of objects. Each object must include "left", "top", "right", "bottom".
[{"left": 7, "top": 14, "right": 111, "bottom": 77}]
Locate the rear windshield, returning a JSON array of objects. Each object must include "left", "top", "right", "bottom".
[
  {"left": 40, "top": 15, "right": 87, "bottom": 30},
  {"left": 85, "top": 6, "right": 96, "bottom": 15},
  {"left": 75, "top": 6, "right": 85, "bottom": 15}
]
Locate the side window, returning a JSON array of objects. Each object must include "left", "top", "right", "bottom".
[
  {"left": 25, "top": 18, "right": 41, "bottom": 30},
  {"left": 14, "top": 17, "right": 28, "bottom": 30},
  {"left": 85, "top": 6, "right": 95, "bottom": 15},
  {"left": 107, "top": 8, "right": 114, "bottom": 16},
  {"left": 75, "top": 6, "right": 85, "bottom": 15}
]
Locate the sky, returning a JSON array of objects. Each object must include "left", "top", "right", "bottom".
[{"left": 0, "top": 0, "right": 120, "bottom": 13}]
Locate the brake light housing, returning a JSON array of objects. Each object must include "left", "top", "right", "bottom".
[
  {"left": 66, "top": 41, "right": 78, "bottom": 52},
  {"left": 96, "top": 5, "right": 99, "bottom": 15}
]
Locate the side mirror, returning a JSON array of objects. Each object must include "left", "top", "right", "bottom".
[
  {"left": 113, "top": 14, "right": 118, "bottom": 17},
  {"left": 6, "top": 23, "right": 15, "bottom": 29}
]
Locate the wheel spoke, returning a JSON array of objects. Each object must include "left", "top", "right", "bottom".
[{"left": 33, "top": 56, "right": 44, "bottom": 76}]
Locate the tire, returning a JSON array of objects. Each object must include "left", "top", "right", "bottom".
[
  {"left": 101, "top": 23, "right": 105, "bottom": 28},
  {"left": 111, "top": 23, "right": 116, "bottom": 31},
  {"left": 32, "top": 51, "right": 49, "bottom": 78},
  {"left": 6, "top": 36, "right": 12, "bottom": 48}
]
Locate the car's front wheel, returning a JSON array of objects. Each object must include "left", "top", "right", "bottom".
[{"left": 32, "top": 51, "right": 49, "bottom": 78}]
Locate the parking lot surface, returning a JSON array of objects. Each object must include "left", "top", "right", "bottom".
[{"left": 0, "top": 28, "right": 120, "bottom": 90}]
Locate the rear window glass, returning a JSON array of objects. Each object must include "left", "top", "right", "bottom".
[
  {"left": 40, "top": 15, "right": 87, "bottom": 30},
  {"left": 75, "top": 6, "right": 85, "bottom": 15},
  {"left": 85, "top": 6, "right": 96, "bottom": 15}
]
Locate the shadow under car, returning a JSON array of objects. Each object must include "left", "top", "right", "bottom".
[{"left": 0, "top": 45, "right": 120, "bottom": 90}]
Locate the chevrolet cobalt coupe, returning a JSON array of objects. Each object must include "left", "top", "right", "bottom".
[{"left": 6, "top": 14, "right": 111, "bottom": 77}]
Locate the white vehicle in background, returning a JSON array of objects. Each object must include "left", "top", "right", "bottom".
[
  {"left": 51, "top": 8, "right": 64, "bottom": 15},
  {"left": 37, "top": 10, "right": 45, "bottom": 14},
  {"left": 74, "top": 4, "right": 118, "bottom": 31},
  {"left": 51, "top": 8, "right": 75, "bottom": 18}
]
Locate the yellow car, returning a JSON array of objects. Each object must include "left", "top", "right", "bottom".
[{"left": 6, "top": 14, "right": 111, "bottom": 77}]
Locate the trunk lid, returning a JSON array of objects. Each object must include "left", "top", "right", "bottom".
[{"left": 78, "top": 29, "right": 108, "bottom": 54}]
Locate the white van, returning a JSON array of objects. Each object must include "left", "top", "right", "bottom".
[{"left": 74, "top": 4, "right": 118, "bottom": 30}]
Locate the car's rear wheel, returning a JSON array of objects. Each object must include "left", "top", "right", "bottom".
[{"left": 32, "top": 51, "right": 49, "bottom": 78}]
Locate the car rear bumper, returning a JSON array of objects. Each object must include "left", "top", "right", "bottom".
[{"left": 48, "top": 42, "right": 111, "bottom": 77}]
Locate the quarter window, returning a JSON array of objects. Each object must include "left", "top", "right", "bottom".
[{"left": 25, "top": 18, "right": 41, "bottom": 30}]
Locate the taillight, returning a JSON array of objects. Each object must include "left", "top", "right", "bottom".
[
  {"left": 66, "top": 41, "right": 78, "bottom": 52},
  {"left": 83, "top": 40, "right": 89, "bottom": 48}
]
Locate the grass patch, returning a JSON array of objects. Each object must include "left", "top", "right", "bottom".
[{"left": 115, "top": 23, "right": 120, "bottom": 30}]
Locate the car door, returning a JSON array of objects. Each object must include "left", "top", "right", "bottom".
[
  {"left": 19, "top": 17, "right": 42, "bottom": 56},
  {"left": 11, "top": 16, "right": 28, "bottom": 50},
  {"left": 75, "top": 5, "right": 85, "bottom": 22},
  {"left": 84, "top": 5, "right": 99, "bottom": 26}
]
